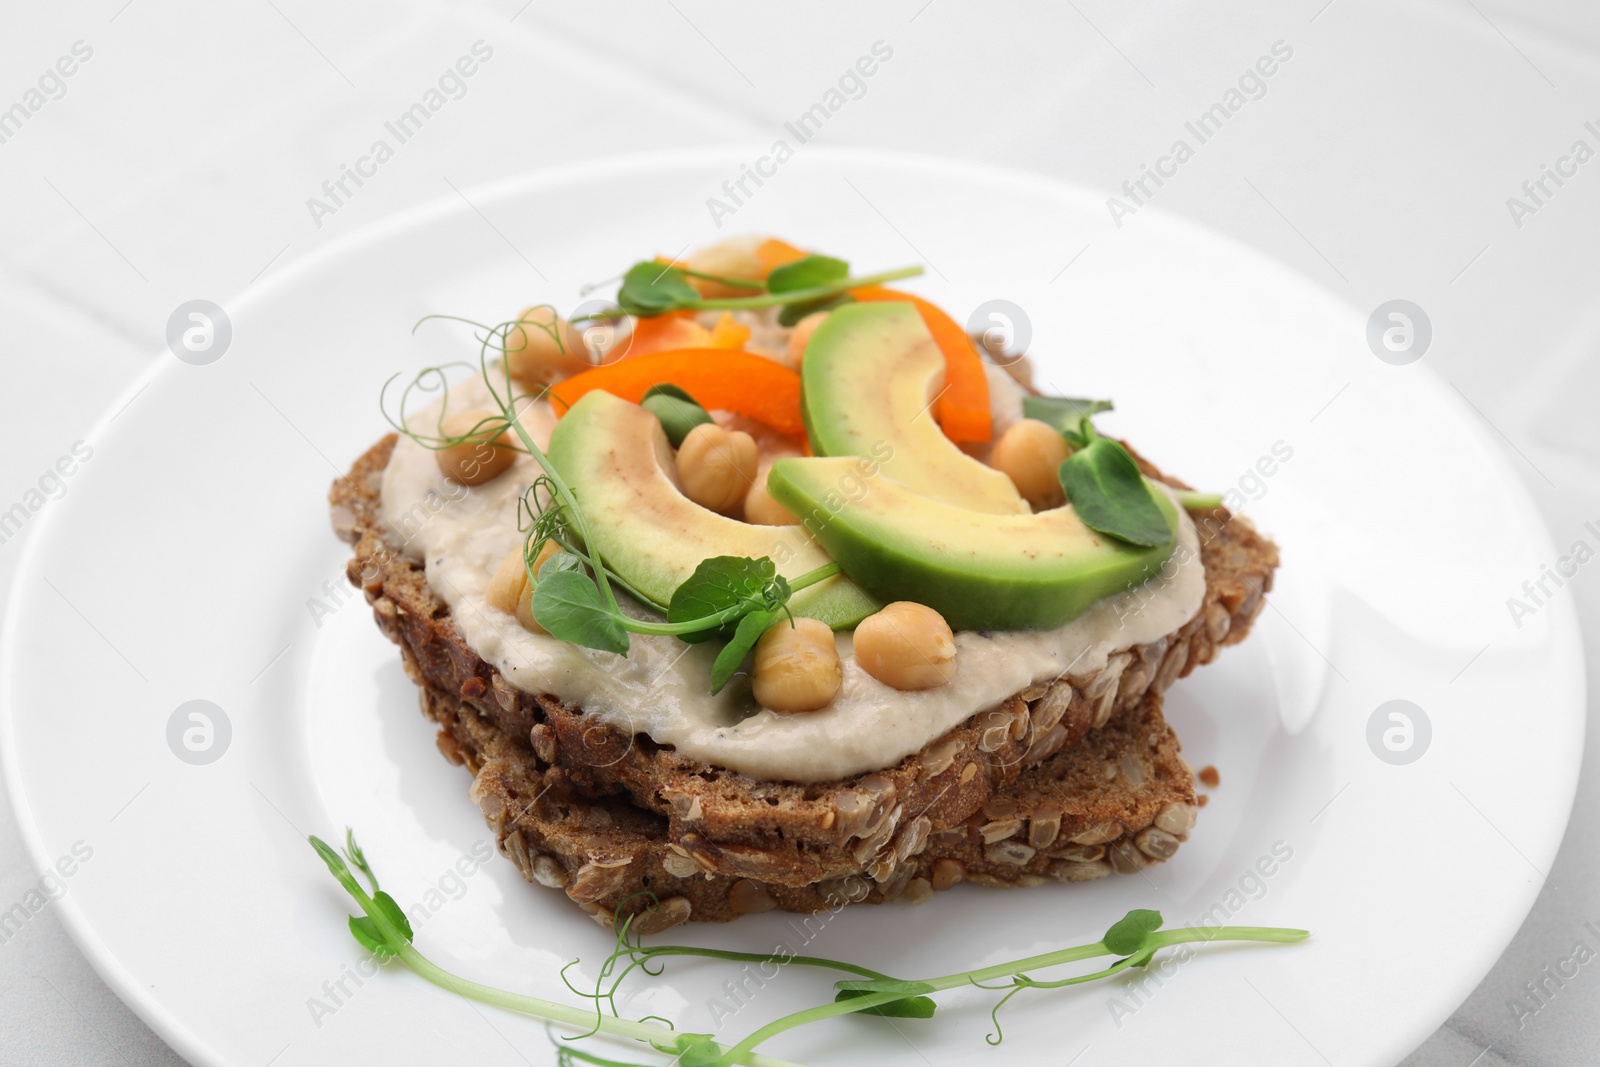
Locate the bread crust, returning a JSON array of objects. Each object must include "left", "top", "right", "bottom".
[
  {"left": 331, "top": 434, "right": 1275, "bottom": 891},
  {"left": 424, "top": 674, "right": 1196, "bottom": 927}
]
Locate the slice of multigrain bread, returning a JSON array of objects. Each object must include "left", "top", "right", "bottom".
[
  {"left": 422, "top": 677, "right": 1196, "bottom": 929},
  {"left": 331, "top": 434, "right": 1275, "bottom": 890}
]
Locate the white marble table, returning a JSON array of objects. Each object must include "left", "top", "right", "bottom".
[{"left": 2, "top": 1, "right": 1596, "bottom": 1063}]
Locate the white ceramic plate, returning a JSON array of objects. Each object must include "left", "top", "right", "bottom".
[{"left": 2, "top": 150, "right": 1585, "bottom": 1067}]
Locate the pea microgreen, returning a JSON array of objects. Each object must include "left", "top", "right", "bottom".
[
  {"left": 578, "top": 259, "right": 923, "bottom": 324},
  {"left": 639, "top": 383, "right": 713, "bottom": 447},
  {"left": 776, "top": 292, "right": 854, "bottom": 328},
  {"left": 311, "top": 833, "right": 1309, "bottom": 1066},
  {"left": 616, "top": 261, "right": 702, "bottom": 316},
  {"left": 529, "top": 558, "right": 632, "bottom": 655},
  {"left": 710, "top": 607, "right": 783, "bottom": 693},
  {"left": 522, "top": 548, "right": 831, "bottom": 660},
  {"left": 765, "top": 254, "right": 849, "bottom": 294},
  {"left": 1173, "top": 489, "right": 1224, "bottom": 510},
  {"left": 667, "top": 556, "right": 788, "bottom": 632},
  {"left": 1022, "top": 395, "right": 1115, "bottom": 438},
  {"left": 1102, "top": 907, "right": 1164, "bottom": 955},
  {"left": 1028, "top": 397, "right": 1224, "bottom": 524},
  {"left": 1057, "top": 418, "right": 1175, "bottom": 549}
]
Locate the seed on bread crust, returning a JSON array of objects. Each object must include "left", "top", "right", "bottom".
[
  {"left": 1108, "top": 842, "right": 1149, "bottom": 874},
  {"left": 502, "top": 830, "right": 534, "bottom": 881},
  {"left": 631, "top": 895, "right": 692, "bottom": 934},
  {"left": 1029, "top": 682, "right": 1073, "bottom": 737},
  {"left": 985, "top": 841, "right": 1036, "bottom": 866},
  {"left": 661, "top": 850, "right": 700, "bottom": 879},
  {"left": 1136, "top": 827, "right": 1181, "bottom": 859},
  {"left": 1027, "top": 806, "right": 1062, "bottom": 850},
  {"left": 528, "top": 723, "right": 557, "bottom": 764},
  {"left": 566, "top": 857, "right": 633, "bottom": 904},
  {"left": 978, "top": 817, "right": 1023, "bottom": 844},
  {"left": 1070, "top": 821, "right": 1122, "bottom": 846},
  {"left": 931, "top": 858, "right": 966, "bottom": 890},
  {"left": 728, "top": 879, "right": 778, "bottom": 914},
  {"left": 893, "top": 816, "right": 932, "bottom": 862},
  {"left": 1054, "top": 860, "right": 1112, "bottom": 883},
  {"left": 1154, "top": 801, "right": 1198, "bottom": 836},
  {"left": 1049, "top": 844, "right": 1105, "bottom": 863},
  {"left": 532, "top": 855, "right": 570, "bottom": 889}
]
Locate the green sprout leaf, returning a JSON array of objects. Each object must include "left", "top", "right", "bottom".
[
  {"left": 313, "top": 831, "right": 1308, "bottom": 1066},
  {"left": 640, "top": 383, "right": 713, "bottom": 447},
  {"left": 835, "top": 978, "right": 937, "bottom": 997},
  {"left": 1058, "top": 432, "right": 1174, "bottom": 549},
  {"left": 343, "top": 828, "right": 379, "bottom": 894},
  {"left": 371, "top": 890, "right": 414, "bottom": 941},
  {"left": 669, "top": 1036, "right": 724, "bottom": 1067},
  {"left": 1023, "top": 396, "right": 1114, "bottom": 443},
  {"left": 766, "top": 254, "right": 849, "bottom": 294},
  {"left": 667, "top": 556, "right": 783, "bottom": 640},
  {"left": 833, "top": 989, "right": 938, "bottom": 1019},
  {"left": 1102, "top": 909, "right": 1164, "bottom": 956},
  {"left": 348, "top": 915, "right": 392, "bottom": 956},
  {"left": 777, "top": 292, "right": 854, "bottom": 328},
  {"left": 574, "top": 260, "right": 922, "bottom": 322},
  {"left": 1174, "top": 490, "right": 1224, "bottom": 511},
  {"left": 709, "top": 608, "right": 781, "bottom": 694},
  {"left": 616, "top": 262, "right": 701, "bottom": 317},
  {"left": 531, "top": 567, "right": 632, "bottom": 655}
]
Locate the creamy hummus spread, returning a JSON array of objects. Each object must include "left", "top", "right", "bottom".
[{"left": 380, "top": 358, "right": 1204, "bottom": 782}]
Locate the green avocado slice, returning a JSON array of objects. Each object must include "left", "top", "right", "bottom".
[
  {"left": 802, "top": 301, "right": 1029, "bottom": 515},
  {"left": 546, "top": 390, "right": 881, "bottom": 629},
  {"left": 765, "top": 455, "right": 1180, "bottom": 632}
]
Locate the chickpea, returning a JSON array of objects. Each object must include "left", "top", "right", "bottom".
[
  {"left": 675, "top": 422, "right": 758, "bottom": 514},
  {"left": 505, "top": 306, "right": 591, "bottom": 387},
  {"left": 990, "top": 418, "right": 1070, "bottom": 511},
  {"left": 753, "top": 617, "right": 842, "bottom": 713},
  {"left": 784, "top": 310, "right": 829, "bottom": 368},
  {"left": 743, "top": 468, "right": 799, "bottom": 526},
  {"left": 686, "top": 237, "right": 767, "bottom": 298},
  {"left": 853, "top": 602, "right": 957, "bottom": 691},
  {"left": 485, "top": 542, "right": 561, "bottom": 634},
  {"left": 435, "top": 408, "right": 518, "bottom": 486}
]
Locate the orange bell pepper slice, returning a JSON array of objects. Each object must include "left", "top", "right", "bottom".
[
  {"left": 756, "top": 238, "right": 809, "bottom": 273},
  {"left": 850, "top": 286, "right": 992, "bottom": 444},
  {"left": 627, "top": 311, "right": 702, "bottom": 357},
  {"left": 707, "top": 312, "right": 752, "bottom": 349},
  {"left": 549, "top": 350, "right": 804, "bottom": 438},
  {"left": 627, "top": 311, "right": 751, "bottom": 358}
]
